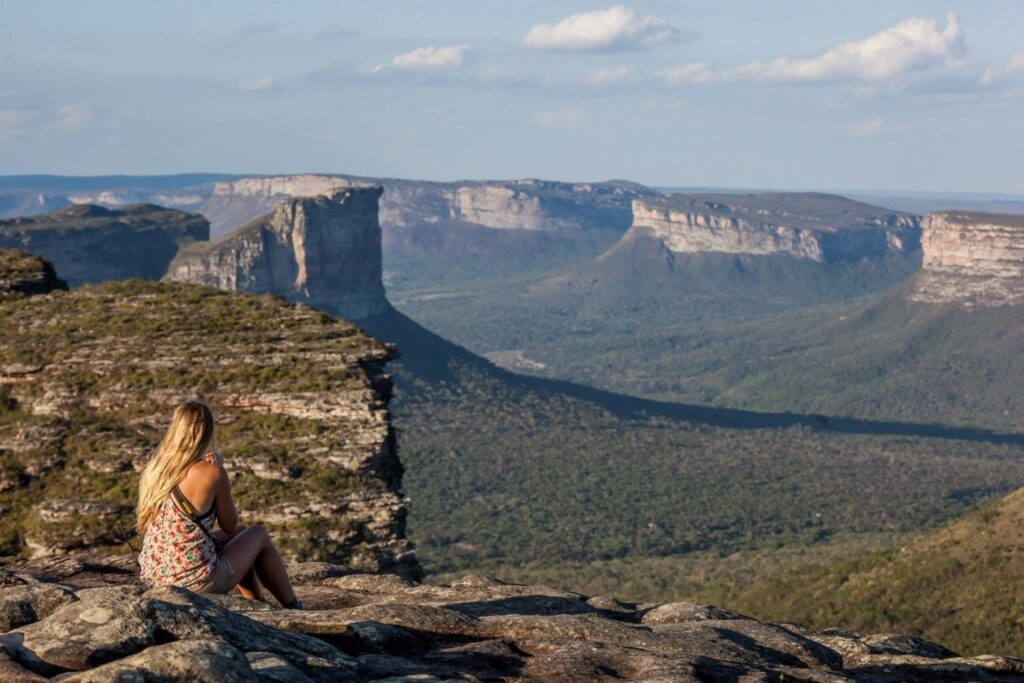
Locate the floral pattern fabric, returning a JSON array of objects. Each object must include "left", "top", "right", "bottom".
[{"left": 138, "top": 496, "right": 217, "bottom": 589}]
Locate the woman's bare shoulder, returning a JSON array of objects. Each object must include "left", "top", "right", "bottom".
[{"left": 182, "top": 460, "right": 225, "bottom": 487}]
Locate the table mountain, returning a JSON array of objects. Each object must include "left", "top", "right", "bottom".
[
  {"left": 909, "top": 211, "right": 1024, "bottom": 306},
  {"left": 165, "top": 187, "right": 389, "bottom": 320},
  {"left": 0, "top": 203, "right": 208, "bottom": 287}
]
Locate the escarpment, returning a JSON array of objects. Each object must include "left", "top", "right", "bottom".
[
  {"left": 0, "top": 203, "right": 209, "bottom": 287},
  {"left": 909, "top": 211, "right": 1024, "bottom": 306},
  {"left": 629, "top": 192, "right": 921, "bottom": 262},
  {"left": 0, "top": 275, "right": 417, "bottom": 578},
  {"left": 199, "top": 175, "right": 650, "bottom": 255},
  {"left": 166, "top": 187, "right": 389, "bottom": 320}
]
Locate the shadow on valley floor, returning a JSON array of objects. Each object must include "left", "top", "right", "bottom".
[{"left": 359, "top": 305, "right": 1024, "bottom": 448}]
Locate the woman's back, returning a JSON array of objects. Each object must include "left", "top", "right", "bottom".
[{"left": 138, "top": 487, "right": 217, "bottom": 588}]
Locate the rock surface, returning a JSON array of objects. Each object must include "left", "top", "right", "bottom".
[
  {"left": 166, "top": 187, "right": 389, "bottom": 320},
  {"left": 630, "top": 192, "right": 921, "bottom": 263},
  {"left": 0, "top": 250, "right": 66, "bottom": 298},
  {"left": 0, "top": 556, "right": 1020, "bottom": 682},
  {"left": 0, "top": 277, "right": 416, "bottom": 577},
  {"left": 0, "top": 204, "right": 209, "bottom": 287},
  {"left": 909, "top": 211, "right": 1024, "bottom": 306}
]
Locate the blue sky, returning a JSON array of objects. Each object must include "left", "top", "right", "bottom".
[{"left": 0, "top": 1, "right": 1021, "bottom": 193}]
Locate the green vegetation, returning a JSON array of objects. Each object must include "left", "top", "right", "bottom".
[
  {"left": 365, "top": 312, "right": 1024, "bottom": 586},
  {"left": 715, "top": 490, "right": 1024, "bottom": 657},
  {"left": 389, "top": 241, "right": 1023, "bottom": 432},
  {"left": 0, "top": 279, "right": 390, "bottom": 563}
]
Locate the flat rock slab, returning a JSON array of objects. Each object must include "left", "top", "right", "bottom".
[{"left": 1, "top": 557, "right": 1020, "bottom": 682}]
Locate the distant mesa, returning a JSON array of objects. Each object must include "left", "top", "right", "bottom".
[
  {"left": 0, "top": 203, "right": 209, "bottom": 288},
  {"left": 166, "top": 186, "right": 389, "bottom": 320},
  {"left": 629, "top": 192, "right": 921, "bottom": 263},
  {"left": 199, "top": 175, "right": 652, "bottom": 260},
  {"left": 909, "top": 211, "right": 1024, "bottom": 307}
]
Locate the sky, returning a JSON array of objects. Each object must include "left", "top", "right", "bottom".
[{"left": 0, "top": 1, "right": 1022, "bottom": 193}]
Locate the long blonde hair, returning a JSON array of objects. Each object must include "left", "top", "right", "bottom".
[{"left": 136, "top": 400, "right": 215, "bottom": 533}]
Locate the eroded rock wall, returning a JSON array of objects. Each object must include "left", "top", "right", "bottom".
[
  {"left": 631, "top": 193, "right": 921, "bottom": 263},
  {"left": 166, "top": 187, "right": 389, "bottom": 320},
  {"left": 197, "top": 174, "right": 649, "bottom": 245},
  {"left": 909, "top": 211, "right": 1024, "bottom": 306}
]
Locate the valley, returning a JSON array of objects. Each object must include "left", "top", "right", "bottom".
[{"left": 3, "top": 174, "right": 1024, "bottom": 658}]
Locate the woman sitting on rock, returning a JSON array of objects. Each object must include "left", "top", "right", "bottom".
[{"left": 136, "top": 399, "right": 303, "bottom": 608}]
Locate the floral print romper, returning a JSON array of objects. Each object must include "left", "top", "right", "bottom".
[{"left": 139, "top": 495, "right": 218, "bottom": 589}]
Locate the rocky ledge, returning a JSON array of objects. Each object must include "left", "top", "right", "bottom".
[
  {"left": 0, "top": 556, "right": 1020, "bottom": 682},
  {"left": 909, "top": 211, "right": 1024, "bottom": 307},
  {"left": 0, "top": 250, "right": 66, "bottom": 298}
]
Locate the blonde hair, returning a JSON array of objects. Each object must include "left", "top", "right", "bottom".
[{"left": 136, "top": 400, "right": 215, "bottom": 533}]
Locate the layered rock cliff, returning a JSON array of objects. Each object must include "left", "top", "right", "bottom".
[
  {"left": 198, "top": 174, "right": 649, "bottom": 246},
  {"left": 166, "top": 187, "right": 389, "bottom": 320},
  {"left": 629, "top": 192, "right": 921, "bottom": 262},
  {"left": 0, "top": 275, "right": 417, "bottom": 577},
  {"left": 909, "top": 211, "right": 1024, "bottom": 307},
  {"left": 0, "top": 204, "right": 209, "bottom": 287}
]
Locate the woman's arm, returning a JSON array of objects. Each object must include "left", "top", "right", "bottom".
[{"left": 206, "top": 452, "right": 240, "bottom": 534}]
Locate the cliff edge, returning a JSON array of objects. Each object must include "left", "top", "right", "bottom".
[
  {"left": 0, "top": 274, "right": 416, "bottom": 577},
  {"left": 909, "top": 211, "right": 1024, "bottom": 306},
  {"left": 630, "top": 192, "right": 920, "bottom": 262},
  {"left": 166, "top": 187, "right": 389, "bottom": 320}
]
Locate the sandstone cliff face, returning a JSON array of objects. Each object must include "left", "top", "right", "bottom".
[
  {"left": 166, "top": 187, "right": 389, "bottom": 320},
  {"left": 0, "top": 278, "right": 417, "bottom": 577},
  {"left": 0, "top": 204, "right": 209, "bottom": 287},
  {"left": 909, "top": 212, "right": 1024, "bottom": 307},
  {"left": 630, "top": 193, "right": 921, "bottom": 263},
  {"left": 198, "top": 174, "right": 648, "bottom": 247}
]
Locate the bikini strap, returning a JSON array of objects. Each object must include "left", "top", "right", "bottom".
[{"left": 170, "top": 485, "right": 222, "bottom": 548}]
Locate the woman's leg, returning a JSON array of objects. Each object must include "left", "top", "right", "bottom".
[
  {"left": 213, "top": 527, "right": 262, "bottom": 600},
  {"left": 220, "top": 525, "right": 296, "bottom": 606}
]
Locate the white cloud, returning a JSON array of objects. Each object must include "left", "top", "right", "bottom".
[
  {"left": 51, "top": 103, "right": 92, "bottom": 132},
  {"left": 660, "top": 62, "right": 714, "bottom": 85},
  {"left": 588, "top": 66, "right": 635, "bottom": 84},
  {"left": 533, "top": 108, "right": 584, "bottom": 127},
  {"left": 850, "top": 117, "right": 910, "bottom": 137},
  {"left": 239, "top": 75, "right": 275, "bottom": 92},
  {"left": 980, "top": 50, "right": 1024, "bottom": 84},
  {"left": 663, "top": 13, "right": 964, "bottom": 85},
  {"left": 374, "top": 44, "right": 472, "bottom": 73},
  {"left": 523, "top": 5, "right": 681, "bottom": 52}
]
